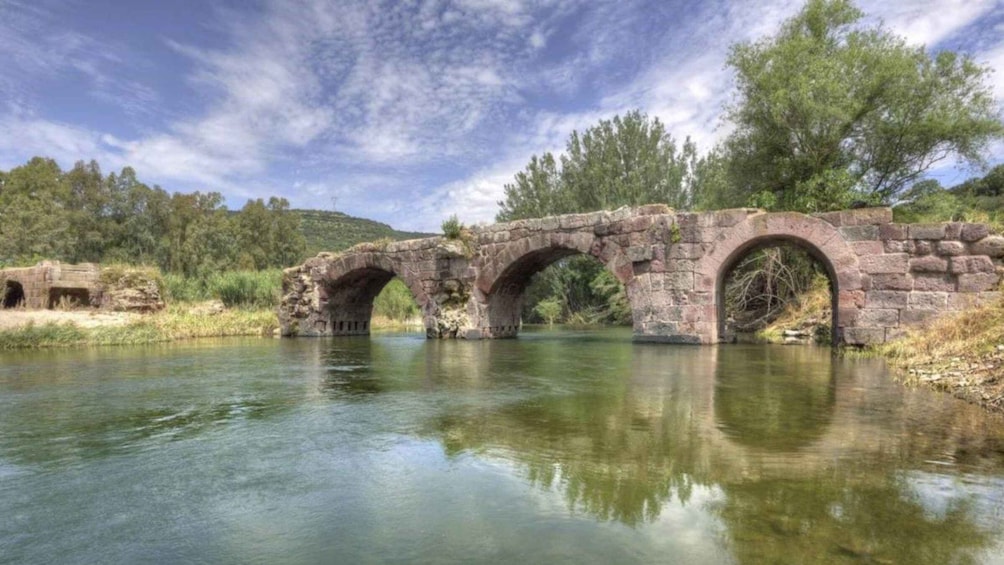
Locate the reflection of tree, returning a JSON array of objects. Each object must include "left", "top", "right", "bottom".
[
  {"left": 713, "top": 345, "right": 835, "bottom": 452},
  {"left": 420, "top": 338, "right": 999, "bottom": 561},
  {"left": 713, "top": 476, "right": 990, "bottom": 565},
  {"left": 430, "top": 340, "right": 718, "bottom": 526}
]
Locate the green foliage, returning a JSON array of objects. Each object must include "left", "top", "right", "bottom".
[
  {"left": 717, "top": 0, "right": 1003, "bottom": 213},
  {"left": 533, "top": 298, "right": 563, "bottom": 326},
  {"left": 209, "top": 270, "right": 282, "bottom": 308},
  {"left": 499, "top": 111, "right": 697, "bottom": 325},
  {"left": 441, "top": 214, "right": 464, "bottom": 239},
  {"left": 497, "top": 111, "right": 698, "bottom": 222},
  {"left": 0, "top": 158, "right": 307, "bottom": 274},
  {"left": 893, "top": 166, "right": 1004, "bottom": 232},
  {"left": 372, "top": 278, "right": 420, "bottom": 321},
  {"left": 162, "top": 270, "right": 282, "bottom": 308},
  {"left": 295, "top": 209, "right": 431, "bottom": 257}
]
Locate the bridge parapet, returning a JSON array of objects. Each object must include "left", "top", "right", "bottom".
[{"left": 279, "top": 205, "right": 1003, "bottom": 346}]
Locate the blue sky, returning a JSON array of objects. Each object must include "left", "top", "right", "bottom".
[{"left": 1, "top": 0, "right": 1003, "bottom": 232}]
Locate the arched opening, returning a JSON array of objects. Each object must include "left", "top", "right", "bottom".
[
  {"left": 3, "top": 280, "right": 25, "bottom": 309},
  {"left": 371, "top": 277, "right": 422, "bottom": 330},
  {"left": 487, "top": 247, "right": 631, "bottom": 338},
  {"left": 48, "top": 287, "right": 91, "bottom": 309},
  {"left": 716, "top": 237, "right": 839, "bottom": 346},
  {"left": 321, "top": 267, "right": 402, "bottom": 336}
]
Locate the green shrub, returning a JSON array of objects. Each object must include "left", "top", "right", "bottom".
[
  {"left": 162, "top": 269, "right": 281, "bottom": 308},
  {"left": 373, "top": 278, "right": 419, "bottom": 321},
  {"left": 441, "top": 214, "right": 463, "bottom": 239},
  {"left": 209, "top": 270, "right": 282, "bottom": 308}
]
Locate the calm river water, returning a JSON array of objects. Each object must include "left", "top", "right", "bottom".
[{"left": 2, "top": 328, "right": 1004, "bottom": 564}]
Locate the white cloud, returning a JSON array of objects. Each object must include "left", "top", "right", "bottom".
[{"left": 1, "top": 0, "right": 1001, "bottom": 232}]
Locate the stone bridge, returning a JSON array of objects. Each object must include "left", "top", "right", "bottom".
[{"left": 278, "top": 205, "right": 1004, "bottom": 345}]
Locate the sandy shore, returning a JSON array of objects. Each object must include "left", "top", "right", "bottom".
[{"left": 0, "top": 310, "right": 139, "bottom": 330}]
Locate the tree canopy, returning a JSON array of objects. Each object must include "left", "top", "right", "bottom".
[
  {"left": 717, "top": 0, "right": 1003, "bottom": 212},
  {"left": 497, "top": 111, "right": 698, "bottom": 222},
  {"left": 0, "top": 158, "right": 305, "bottom": 275}
]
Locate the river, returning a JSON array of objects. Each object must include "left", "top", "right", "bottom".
[{"left": 1, "top": 328, "right": 1003, "bottom": 564}]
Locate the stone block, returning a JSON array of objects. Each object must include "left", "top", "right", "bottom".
[
  {"left": 883, "top": 240, "right": 911, "bottom": 253},
  {"left": 836, "top": 307, "right": 859, "bottom": 327},
  {"left": 842, "top": 207, "right": 893, "bottom": 226},
  {"left": 936, "top": 241, "right": 966, "bottom": 256},
  {"left": 712, "top": 209, "right": 751, "bottom": 227},
  {"left": 949, "top": 255, "right": 995, "bottom": 274},
  {"left": 866, "top": 290, "right": 908, "bottom": 309},
  {"left": 971, "top": 235, "right": 1004, "bottom": 258},
  {"left": 838, "top": 289, "right": 866, "bottom": 308},
  {"left": 859, "top": 253, "right": 908, "bottom": 274},
  {"left": 908, "top": 291, "right": 947, "bottom": 309},
  {"left": 667, "top": 243, "right": 704, "bottom": 260},
  {"left": 947, "top": 293, "right": 981, "bottom": 310},
  {"left": 839, "top": 225, "right": 880, "bottom": 241},
  {"left": 961, "top": 223, "right": 990, "bottom": 242},
  {"left": 908, "top": 224, "right": 947, "bottom": 240},
  {"left": 909, "top": 256, "right": 948, "bottom": 273},
  {"left": 851, "top": 241, "right": 884, "bottom": 256},
  {"left": 944, "top": 223, "right": 963, "bottom": 240},
  {"left": 958, "top": 272, "right": 1000, "bottom": 292},
  {"left": 900, "top": 309, "right": 939, "bottom": 326},
  {"left": 870, "top": 273, "right": 913, "bottom": 291},
  {"left": 913, "top": 240, "right": 932, "bottom": 255},
  {"left": 843, "top": 327, "right": 886, "bottom": 345},
  {"left": 815, "top": 211, "right": 843, "bottom": 227},
  {"left": 879, "top": 223, "right": 908, "bottom": 240},
  {"left": 665, "top": 271, "right": 695, "bottom": 291},
  {"left": 912, "top": 274, "right": 956, "bottom": 292},
  {"left": 858, "top": 308, "right": 899, "bottom": 327},
  {"left": 637, "top": 204, "right": 672, "bottom": 216}
]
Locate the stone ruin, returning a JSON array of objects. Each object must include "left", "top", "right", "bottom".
[
  {"left": 279, "top": 206, "right": 1004, "bottom": 346},
  {"left": 0, "top": 261, "right": 164, "bottom": 312}
]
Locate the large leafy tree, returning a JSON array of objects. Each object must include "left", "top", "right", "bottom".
[
  {"left": 497, "top": 111, "right": 697, "bottom": 324},
  {"left": 721, "top": 0, "right": 1003, "bottom": 212},
  {"left": 497, "top": 111, "right": 698, "bottom": 221}
]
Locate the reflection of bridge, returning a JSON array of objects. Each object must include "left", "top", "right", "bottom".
[{"left": 279, "top": 205, "right": 1004, "bottom": 345}]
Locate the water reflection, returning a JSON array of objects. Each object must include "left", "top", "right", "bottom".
[
  {"left": 408, "top": 336, "right": 1004, "bottom": 562},
  {"left": 2, "top": 332, "right": 1003, "bottom": 564},
  {"left": 713, "top": 346, "right": 836, "bottom": 452}
]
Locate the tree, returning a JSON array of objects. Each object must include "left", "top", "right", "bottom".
[
  {"left": 497, "top": 111, "right": 698, "bottom": 221},
  {"left": 720, "top": 0, "right": 1003, "bottom": 213},
  {"left": 0, "top": 157, "right": 73, "bottom": 262},
  {"left": 497, "top": 111, "right": 697, "bottom": 325}
]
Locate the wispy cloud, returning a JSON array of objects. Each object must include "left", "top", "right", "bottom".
[{"left": 0, "top": 0, "right": 1000, "bottom": 233}]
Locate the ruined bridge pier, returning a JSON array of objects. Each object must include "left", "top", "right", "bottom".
[{"left": 278, "top": 205, "right": 1004, "bottom": 346}]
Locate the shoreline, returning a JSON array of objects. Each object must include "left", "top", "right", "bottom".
[{"left": 3, "top": 307, "right": 1001, "bottom": 415}]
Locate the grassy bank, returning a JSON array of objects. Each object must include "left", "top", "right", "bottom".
[
  {"left": 0, "top": 305, "right": 278, "bottom": 350},
  {"left": 876, "top": 299, "right": 1004, "bottom": 413}
]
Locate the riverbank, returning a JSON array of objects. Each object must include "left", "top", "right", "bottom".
[
  {"left": 0, "top": 305, "right": 277, "bottom": 349},
  {"left": 876, "top": 302, "right": 1004, "bottom": 413},
  {"left": 743, "top": 282, "right": 1004, "bottom": 414}
]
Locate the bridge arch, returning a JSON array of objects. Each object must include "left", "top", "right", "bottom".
[
  {"left": 478, "top": 233, "right": 639, "bottom": 338},
  {"left": 315, "top": 253, "right": 427, "bottom": 336},
  {"left": 695, "top": 212, "right": 862, "bottom": 345}
]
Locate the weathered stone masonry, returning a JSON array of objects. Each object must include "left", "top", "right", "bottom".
[
  {"left": 0, "top": 261, "right": 101, "bottom": 309},
  {"left": 278, "top": 205, "right": 1004, "bottom": 345}
]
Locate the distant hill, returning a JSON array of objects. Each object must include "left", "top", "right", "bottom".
[{"left": 293, "top": 209, "right": 434, "bottom": 257}]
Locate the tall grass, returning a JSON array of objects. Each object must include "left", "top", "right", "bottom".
[
  {"left": 163, "top": 269, "right": 282, "bottom": 308},
  {"left": 0, "top": 306, "right": 279, "bottom": 350}
]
